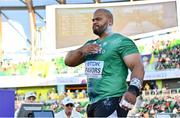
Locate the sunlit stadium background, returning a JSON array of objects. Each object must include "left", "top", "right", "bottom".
[{"left": 0, "top": 0, "right": 180, "bottom": 117}]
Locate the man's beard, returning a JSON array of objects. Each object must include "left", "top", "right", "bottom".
[{"left": 93, "top": 23, "right": 108, "bottom": 36}]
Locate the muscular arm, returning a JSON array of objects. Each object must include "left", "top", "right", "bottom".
[
  {"left": 65, "top": 47, "right": 85, "bottom": 67},
  {"left": 65, "top": 44, "right": 100, "bottom": 67},
  {"left": 120, "top": 53, "right": 144, "bottom": 110},
  {"left": 123, "top": 53, "right": 144, "bottom": 81}
]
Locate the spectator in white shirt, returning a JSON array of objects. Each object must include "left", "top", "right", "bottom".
[
  {"left": 14, "top": 92, "right": 37, "bottom": 117},
  {"left": 55, "top": 97, "right": 83, "bottom": 118}
]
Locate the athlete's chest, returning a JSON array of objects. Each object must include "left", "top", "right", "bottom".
[{"left": 87, "top": 39, "right": 121, "bottom": 60}]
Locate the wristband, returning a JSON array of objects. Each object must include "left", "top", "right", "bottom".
[
  {"left": 128, "top": 78, "right": 142, "bottom": 96},
  {"left": 129, "top": 78, "right": 142, "bottom": 90}
]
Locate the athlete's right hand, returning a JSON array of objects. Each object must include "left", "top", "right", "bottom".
[
  {"left": 119, "top": 91, "right": 136, "bottom": 111},
  {"left": 80, "top": 44, "right": 100, "bottom": 55}
]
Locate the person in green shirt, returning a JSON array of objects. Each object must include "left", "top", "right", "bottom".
[{"left": 65, "top": 8, "right": 144, "bottom": 117}]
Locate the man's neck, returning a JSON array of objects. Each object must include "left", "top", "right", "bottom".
[
  {"left": 99, "top": 27, "right": 113, "bottom": 40},
  {"left": 65, "top": 111, "right": 72, "bottom": 118},
  {"left": 99, "top": 32, "right": 113, "bottom": 40}
]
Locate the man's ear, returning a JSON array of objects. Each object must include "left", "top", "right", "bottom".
[{"left": 108, "top": 19, "right": 113, "bottom": 25}]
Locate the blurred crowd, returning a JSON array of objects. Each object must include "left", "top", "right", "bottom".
[
  {"left": 0, "top": 61, "right": 29, "bottom": 76},
  {"left": 128, "top": 94, "right": 180, "bottom": 118},
  {"left": 155, "top": 45, "right": 180, "bottom": 70},
  {"left": 1, "top": 39, "right": 179, "bottom": 77},
  {"left": 0, "top": 57, "right": 84, "bottom": 77},
  {"left": 15, "top": 87, "right": 180, "bottom": 118},
  {"left": 15, "top": 90, "right": 89, "bottom": 117},
  {"left": 152, "top": 39, "right": 180, "bottom": 70},
  {"left": 140, "top": 38, "right": 180, "bottom": 72},
  {"left": 127, "top": 82, "right": 180, "bottom": 117}
]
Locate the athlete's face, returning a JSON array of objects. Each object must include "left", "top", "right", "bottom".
[{"left": 92, "top": 11, "right": 110, "bottom": 36}]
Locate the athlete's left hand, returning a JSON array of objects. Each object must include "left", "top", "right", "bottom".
[{"left": 119, "top": 91, "right": 137, "bottom": 110}]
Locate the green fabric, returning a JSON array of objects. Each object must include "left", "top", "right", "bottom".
[
  {"left": 170, "top": 101, "right": 176, "bottom": 110},
  {"left": 84, "top": 33, "right": 139, "bottom": 103}
]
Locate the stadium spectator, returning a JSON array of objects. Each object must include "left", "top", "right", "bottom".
[
  {"left": 55, "top": 97, "right": 83, "bottom": 118},
  {"left": 14, "top": 91, "right": 37, "bottom": 117}
]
